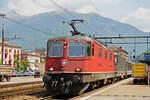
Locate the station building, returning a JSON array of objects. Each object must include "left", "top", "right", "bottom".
[
  {"left": 21, "top": 50, "right": 46, "bottom": 73},
  {"left": 0, "top": 40, "right": 21, "bottom": 67},
  {"left": 21, "top": 50, "right": 41, "bottom": 64},
  {"left": 21, "top": 49, "right": 46, "bottom": 63}
]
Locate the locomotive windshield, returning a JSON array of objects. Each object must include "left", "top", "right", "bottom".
[
  {"left": 48, "top": 41, "right": 63, "bottom": 57},
  {"left": 69, "top": 42, "right": 84, "bottom": 57}
]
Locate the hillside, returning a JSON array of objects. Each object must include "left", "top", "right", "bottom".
[{"left": 1, "top": 12, "right": 148, "bottom": 53}]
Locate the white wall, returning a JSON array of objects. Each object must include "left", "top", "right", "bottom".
[
  {"left": 28, "top": 55, "right": 40, "bottom": 63},
  {"left": 0, "top": 47, "right": 21, "bottom": 67}
]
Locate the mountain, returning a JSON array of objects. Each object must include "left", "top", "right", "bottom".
[{"left": 1, "top": 12, "right": 149, "bottom": 55}]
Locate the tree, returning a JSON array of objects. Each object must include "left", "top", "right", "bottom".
[
  {"left": 35, "top": 59, "right": 39, "bottom": 63},
  {"left": 0, "top": 59, "right": 2, "bottom": 64},
  {"left": 22, "top": 59, "right": 30, "bottom": 70},
  {"left": 14, "top": 57, "right": 24, "bottom": 70}
]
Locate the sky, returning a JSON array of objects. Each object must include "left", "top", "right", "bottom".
[{"left": 0, "top": 0, "right": 150, "bottom": 32}]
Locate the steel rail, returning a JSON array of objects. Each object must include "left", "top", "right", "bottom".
[{"left": 0, "top": 82, "right": 44, "bottom": 99}]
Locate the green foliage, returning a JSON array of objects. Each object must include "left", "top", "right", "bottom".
[
  {"left": 22, "top": 59, "right": 30, "bottom": 70},
  {"left": 14, "top": 57, "right": 30, "bottom": 70},
  {"left": 34, "top": 64, "right": 38, "bottom": 68},
  {"left": 0, "top": 59, "right": 1, "bottom": 64},
  {"left": 14, "top": 57, "right": 21, "bottom": 69},
  {"left": 13, "top": 64, "right": 24, "bottom": 71},
  {"left": 35, "top": 59, "right": 39, "bottom": 63}
]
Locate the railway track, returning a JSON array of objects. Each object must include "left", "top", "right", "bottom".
[
  {"left": 0, "top": 81, "right": 45, "bottom": 99},
  {"left": 0, "top": 80, "right": 74, "bottom": 100},
  {"left": 0, "top": 78, "right": 131, "bottom": 100}
]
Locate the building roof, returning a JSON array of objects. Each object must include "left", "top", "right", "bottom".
[
  {"left": 21, "top": 50, "right": 41, "bottom": 57},
  {"left": 0, "top": 39, "right": 21, "bottom": 48},
  {"left": 31, "top": 49, "right": 46, "bottom": 56},
  {"left": 109, "top": 46, "right": 128, "bottom": 58},
  {"left": 109, "top": 46, "right": 128, "bottom": 54}
]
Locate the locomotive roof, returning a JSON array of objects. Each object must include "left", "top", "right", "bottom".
[
  {"left": 49, "top": 35, "right": 93, "bottom": 41},
  {"left": 48, "top": 35, "right": 109, "bottom": 49}
]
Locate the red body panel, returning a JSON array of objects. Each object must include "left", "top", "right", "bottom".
[{"left": 45, "top": 38, "right": 115, "bottom": 73}]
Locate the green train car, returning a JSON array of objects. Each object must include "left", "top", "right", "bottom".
[{"left": 114, "top": 53, "right": 133, "bottom": 79}]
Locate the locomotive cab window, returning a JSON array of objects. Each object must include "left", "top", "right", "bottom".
[
  {"left": 98, "top": 48, "right": 102, "bottom": 57},
  {"left": 105, "top": 50, "right": 107, "bottom": 59},
  {"left": 92, "top": 44, "right": 94, "bottom": 56},
  {"left": 85, "top": 42, "right": 91, "bottom": 56},
  {"left": 68, "top": 42, "right": 84, "bottom": 57},
  {"left": 48, "top": 41, "right": 63, "bottom": 57},
  {"left": 110, "top": 53, "right": 112, "bottom": 60}
]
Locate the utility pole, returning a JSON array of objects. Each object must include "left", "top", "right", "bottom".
[
  {"left": 0, "top": 13, "right": 5, "bottom": 64},
  {"left": 147, "top": 37, "right": 149, "bottom": 53},
  {"left": 0, "top": 13, "right": 21, "bottom": 65},
  {"left": 1, "top": 24, "right": 4, "bottom": 64},
  {"left": 133, "top": 38, "right": 136, "bottom": 59}
]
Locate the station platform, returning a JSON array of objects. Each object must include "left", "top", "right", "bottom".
[
  {"left": 0, "top": 76, "right": 42, "bottom": 85},
  {"left": 72, "top": 78, "right": 150, "bottom": 100}
]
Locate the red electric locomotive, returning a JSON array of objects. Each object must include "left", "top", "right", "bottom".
[{"left": 43, "top": 20, "right": 132, "bottom": 94}]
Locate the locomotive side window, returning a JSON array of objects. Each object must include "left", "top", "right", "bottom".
[
  {"left": 110, "top": 53, "right": 112, "bottom": 60},
  {"left": 68, "top": 42, "right": 84, "bottom": 57},
  {"left": 48, "top": 41, "right": 63, "bottom": 57},
  {"left": 98, "top": 48, "right": 102, "bottom": 57},
  {"left": 105, "top": 50, "right": 107, "bottom": 59},
  {"left": 85, "top": 42, "right": 91, "bottom": 56},
  {"left": 92, "top": 44, "right": 94, "bottom": 56}
]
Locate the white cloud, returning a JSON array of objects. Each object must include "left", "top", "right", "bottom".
[
  {"left": 7, "top": 0, "right": 54, "bottom": 16},
  {"left": 4, "top": 0, "right": 121, "bottom": 16},
  {"left": 95, "top": 0, "right": 121, "bottom": 4},
  {"left": 121, "top": 7, "right": 150, "bottom": 32},
  {"left": 76, "top": 5, "right": 99, "bottom": 14},
  {"left": 55, "top": 0, "right": 120, "bottom": 7}
]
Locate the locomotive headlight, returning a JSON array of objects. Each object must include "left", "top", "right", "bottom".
[
  {"left": 49, "top": 67, "right": 54, "bottom": 71},
  {"left": 75, "top": 68, "right": 81, "bottom": 72}
]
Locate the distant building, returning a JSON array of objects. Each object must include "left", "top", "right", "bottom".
[
  {"left": 32, "top": 48, "right": 46, "bottom": 56},
  {"left": 110, "top": 46, "right": 128, "bottom": 58},
  {"left": 21, "top": 50, "right": 41, "bottom": 63},
  {"left": 21, "top": 50, "right": 46, "bottom": 67},
  {"left": 31, "top": 48, "right": 46, "bottom": 63},
  {"left": 0, "top": 40, "right": 21, "bottom": 66}
]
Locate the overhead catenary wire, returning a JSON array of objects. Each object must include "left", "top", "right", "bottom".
[
  {"left": 1, "top": 16, "right": 51, "bottom": 51},
  {"left": 48, "top": 0, "right": 96, "bottom": 35},
  {"left": 48, "top": 0, "right": 149, "bottom": 58},
  {"left": 4, "top": 16, "right": 50, "bottom": 35},
  {"left": 88, "top": 0, "right": 142, "bottom": 57},
  {"left": 88, "top": 0, "right": 102, "bottom": 15},
  {"left": 5, "top": 8, "right": 68, "bottom": 36},
  {"left": 48, "top": 0, "right": 77, "bottom": 19}
]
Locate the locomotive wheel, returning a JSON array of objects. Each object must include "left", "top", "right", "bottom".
[
  {"left": 45, "top": 84, "right": 51, "bottom": 92},
  {"left": 6, "top": 76, "right": 11, "bottom": 82},
  {"left": 64, "top": 87, "right": 70, "bottom": 94},
  {"left": 78, "top": 83, "right": 90, "bottom": 94}
]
